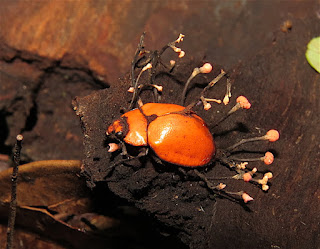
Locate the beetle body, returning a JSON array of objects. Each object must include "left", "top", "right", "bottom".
[{"left": 107, "top": 103, "right": 215, "bottom": 167}]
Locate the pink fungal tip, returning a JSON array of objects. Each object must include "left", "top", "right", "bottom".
[
  {"left": 128, "top": 87, "right": 135, "bottom": 93},
  {"left": 263, "top": 152, "right": 274, "bottom": 165},
  {"left": 200, "top": 63, "right": 213, "bottom": 74},
  {"left": 266, "top": 129, "right": 280, "bottom": 142},
  {"left": 108, "top": 143, "right": 120, "bottom": 152},
  {"left": 242, "top": 172, "right": 252, "bottom": 182},
  {"left": 242, "top": 193, "right": 254, "bottom": 203},
  {"left": 218, "top": 183, "right": 226, "bottom": 190},
  {"left": 264, "top": 172, "right": 273, "bottom": 179},
  {"left": 153, "top": 85, "right": 163, "bottom": 92},
  {"left": 236, "top": 96, "right": 251, "bottom": 109},
  {"left": 204, "top": 102, "right": 212, "bottom": 110},
  {"left": 178, "top": 51, "right": 185, "bottom": 58}
]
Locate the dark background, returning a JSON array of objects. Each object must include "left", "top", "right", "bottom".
[{"left": 0, "top": 1, "right": 319, "bottom": 249}]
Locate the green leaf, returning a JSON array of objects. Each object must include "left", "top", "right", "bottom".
[{"left": 305, "top": 36, "right": 320, "bottom": 73}]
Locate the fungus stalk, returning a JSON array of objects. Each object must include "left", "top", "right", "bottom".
[
  {"left": 111, "top": 33, "right": 280, "bottom": 204},
  {"left": 212, "top": 96, "right": 251, "bottom": 128},
  {"left": 194, "top": 169, "right": 254, "bottom": 203},
  {"left": 226, "top": 130, "right": 280, "bottom": 151},
  {"left": 130, "top": 33, "right": 146, "bottom": 109},
  {"left": 223, "top": 78, "right": 232, "bottom": 105},
  {"left": 184, "top": 67, "right": 226, "bottom": 107},
  {"left": 130, "top": 33, "right": 186, "bottom": 109},
  {"left": 168, "top": 33, "right": 185, "bottom": 58},
  {"left": 228, "top": 152, "right": 275, "bottom": 165},
  {"left": 129, "top": 63, "right": 153, "bottom": 106}
]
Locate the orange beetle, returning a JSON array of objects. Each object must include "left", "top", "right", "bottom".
[{"left": 107, "top": 103, "right": 215, "bottom": 167}]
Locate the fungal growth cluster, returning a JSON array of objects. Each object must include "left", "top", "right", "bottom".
[{"left": 106, "top": 33, "right": 279, "bottom": 204}]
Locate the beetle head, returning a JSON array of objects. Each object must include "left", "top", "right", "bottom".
[{"left": 106, "top": 117, "right": 129, "bottom": 141}]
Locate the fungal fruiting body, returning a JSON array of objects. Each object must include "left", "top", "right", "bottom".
[{"left": 105, "top": 33, "right": 280, "bottom": 204}]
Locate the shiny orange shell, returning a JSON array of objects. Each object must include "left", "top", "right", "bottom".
[{"left": 107, "top": 103, "right": 215, "bottom": 167}]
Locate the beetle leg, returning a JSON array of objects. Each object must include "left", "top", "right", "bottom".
[
  {"left": 150, "top": 153, "right": 164, "bottom": 165},
  {"left": 105, "top": 147, "right": 149, "bottom": 178},
  {"left": 118, "top": 140, "right": 132, "bottom": 159},
  {"left": 137, "top": 147, "right": 149, "bottom": 158}
]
